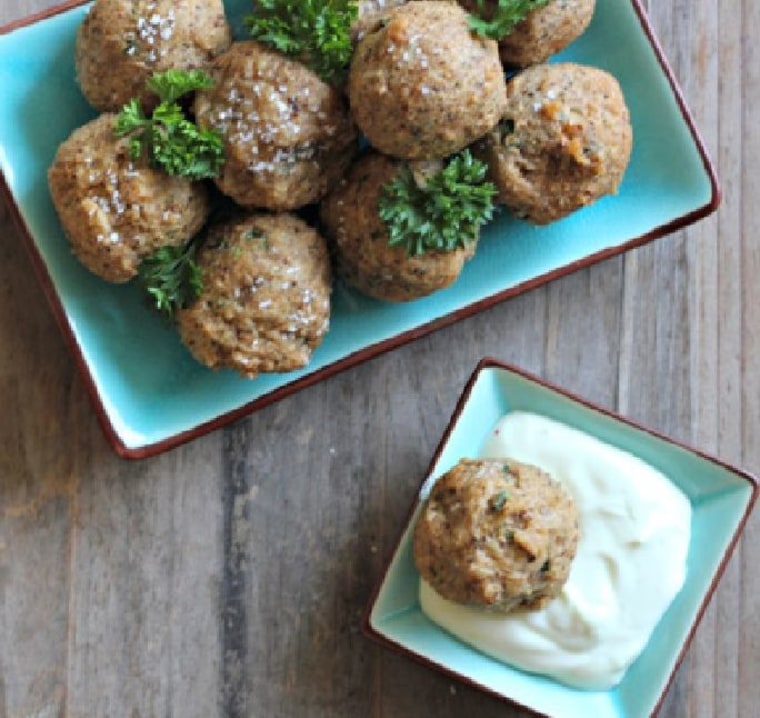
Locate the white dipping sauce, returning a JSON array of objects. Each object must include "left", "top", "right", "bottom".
[{"left": 419, "top": 411, "right": 691, "bottom": 690}]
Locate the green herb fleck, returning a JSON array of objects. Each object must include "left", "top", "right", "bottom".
[
  {"left": 540, "top": 559, "right": 551, "bottom": 573},
  {"left": 138, "top": 237, "right": 203, "bottom": 319},
  {"left": 115, "top": 70, "right": 224, "bottom": 180},
  {"left": 489, "top": 490, "right": 510, "bottom": 512},
  {"left": 378, "top": 149, "right": 496, "bottom": 257},
  {"left": 468, "top": 0, "right": 553, "bottom": 41},
  {"left": 245, "top": 0, "right": 357, "bottom": 84}
]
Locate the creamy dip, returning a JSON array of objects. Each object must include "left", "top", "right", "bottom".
[{"left": 419, "top": 411, "right": 691, "bottom": 690}]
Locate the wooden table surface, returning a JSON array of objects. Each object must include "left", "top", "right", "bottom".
[{"left": 1, "top": 1, "right": 758, "bottom": 716}]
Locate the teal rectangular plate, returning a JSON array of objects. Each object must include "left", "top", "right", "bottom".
[
  {"left": 0, "top": 0, "right": 719, "bottom": 457},
  {"left": 364, "top": 358, "right": 758, "bottom": 718}
]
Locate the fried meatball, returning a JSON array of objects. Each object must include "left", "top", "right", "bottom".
[
  {"left": 177, "top": 213, "right": 332, "bottom": 378},
  {"left": 194, "top": 41, "right": 358, "bottom": 211},
  {"left": 351, "top": 0, "right": 408, "bottom": 44},
  {"left": 75, "top": 0, "right": 231, "bottom": 112},
  {"left": 460, "top": 0, "right": 595, "bottom": 67},
  {"left": 476, "top": 62, "right": 632, "bottom": 224},
  {"left": 320, "top": 153, "right": 476, "bottom": 302},
  {"left": 348, "top": 1, "right": 506, "bottom": 160},
  {"left": 414, "top": 458, "right": 579, "bottom": 612},
  {"left": 47, "top": 113, "right": 210, "bottom": 283}
]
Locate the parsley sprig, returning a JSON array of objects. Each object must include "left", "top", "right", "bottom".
[
  {"left": 468, "top": 0, "right": 553, "bottom": 40},
  {"left": 115, "top": 69, "right": 224, "bottom": 180},
  {"left": 378, "top": 150, "right": 496, "bottom": 257},
  {"left": 138, "top": 238, "right": 203, "bottom": 319},
  {"left": 245, "top": 0, "right": 357, "bottom": 84}
]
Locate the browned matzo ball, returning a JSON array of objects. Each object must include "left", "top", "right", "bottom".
[
  {"left": 176, "top": 213, "right": 332, "bottom": 378},
  {"left": 47, "top": 113, "right": 210, "bottom": 283},
  {"left": 194, "top": 41, "right": 358, "bottom": 211},
  {"left": 413, "top": 458, "right": 579, "bottom": 612},
  {"left": 476, "top": 62, "right": 632, "bottom": 224},
  {"left": 460, "top": 0, "right": 596, "bottom": 67},
  {"left": 348, "top": 1, "right": 506, "bottom": 160},
  {"left": 75, "top": 0, "right": 231, "bottom": 112},
  {"left": 498, "top": 0, "right": 596, "bottom": 67},
  {"left": 320, "top": 153, "right": 476, "bottom": 302}
]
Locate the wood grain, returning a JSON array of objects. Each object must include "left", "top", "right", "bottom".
[{"left": 1, "top": 0, "right": 758, "bottom": 716}]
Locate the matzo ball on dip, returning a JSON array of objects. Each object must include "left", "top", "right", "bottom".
[{"left": 414, "top": 458, "right": 580, "bottom": 612}]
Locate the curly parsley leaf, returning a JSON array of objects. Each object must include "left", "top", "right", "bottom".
[
  {"left": 146, "top": 68, "right": 215, "bottom": 105},
  {"left": 245, "top": 0, "right": 357, "bottom": 84},
  {"left": 115, "top": 70, "right": 224, "bottom": 180},
  {"left": 378, "top": 150, "right": 496, "bottom": 257},
  {"left": 468, "top": 0, "right": 553, "bottom": 40},
  {"left": 138, "top": 239, "right": 203, "bottom": 319},
  {"left": 115, "top": 98, "right": 152, "bottom": 158}
]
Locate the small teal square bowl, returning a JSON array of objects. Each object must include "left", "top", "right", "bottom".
[
  {"left": 0, "top": 0, "right": 719, "bottom": 457},
  {"left": 364, "top": 358, "right": 758, "bottom": 718}
]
